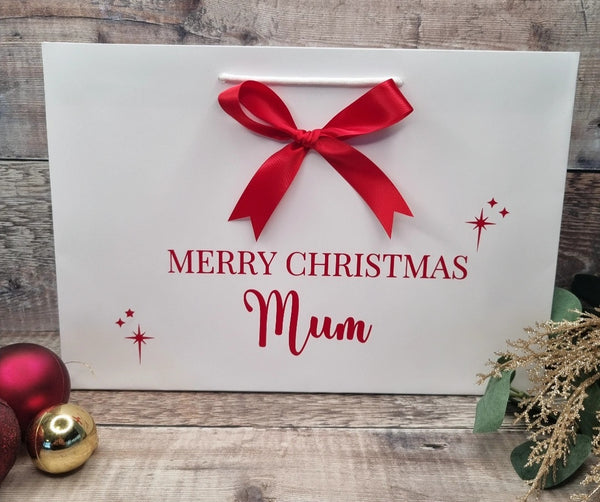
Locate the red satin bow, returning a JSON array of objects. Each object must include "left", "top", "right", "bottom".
[{"left": 218, "top": 79, "right": 414, "bottom": 239}]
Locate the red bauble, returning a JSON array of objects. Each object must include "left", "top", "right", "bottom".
[
  {"left": 0, "top": 398, "right": 20, "bottom": 484},
  {"left": 0, "top": 343, "right": 70, "bottom": 434}
]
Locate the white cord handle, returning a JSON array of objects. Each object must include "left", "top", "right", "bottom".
[{"left": 218, "top": 73, "right": 403, "bottom": 87}]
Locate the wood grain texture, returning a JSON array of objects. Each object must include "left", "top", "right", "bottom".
[
  {"left": 69, "top": 391, "right": 485, "bottom": 429},
  {"left": 0, "top": 425, "right": 589, "bottom": 501},
  {"left": 0, "top": 162, "right": 56, "bottom": 333},
  {"left": 557, "top": 171, "right": 600, "bottom": 286},
  {"left": 0, "top": 0, "right": 598, "bottom": 168}
]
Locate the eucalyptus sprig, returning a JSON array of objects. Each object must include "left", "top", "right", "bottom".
[{"left": 475, "top": 287, "right": 600, "bottom": 501}]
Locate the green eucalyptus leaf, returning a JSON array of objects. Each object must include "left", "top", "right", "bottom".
[
  {"left": 510, "top": 434, "right": 591, "bottom": 488},
  {"left": 473, "top": 369, "right": 514, "bottom": 432},
  {"left": 578, "top": 382, "right": 600, "bottom": 437},
  {"left": 551, "top": 288, "right": 582, "bottom": 322}
]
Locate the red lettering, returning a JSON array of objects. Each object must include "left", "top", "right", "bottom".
[
  {"left": 308, "top": 316, "right": 372, "bottom": 342},
  {"left": 403, "top": 255, "right": 430, "bottom": 279},
  {"left": 382, "top": 253, "right": 403, "bottom": 278},
  {"left": 333, "top": 253, "right": 352, "bottom": 277},
  {"left": 308, "top": 252, "right": 331, "bottom": 277},
  {"left": 244, "top": 289, "right": 373, "bottom": 356},
  {"left": 243, "top": 289, "right": 307, "bottom": 356},
  {"left": 430, "top": 256, "right": 450, "bottom": 279},
  {"left": 257, "top": 251, "right": 277, "bottom": 275},
  {"left": 354, "top": 253, "right": 364, "bottom": 277},
  {"left": 197, "top": 250, "right": 214, "bottom": 274},
  {"left": 217, "top": 250, "right": 235, "bottom": 274},
  {"left": 286, "top": 251, "right": 305, "bottom": 276},
  {"left": 452, "top": 255, "right": 468, "bottom": 280},
  {"left": 238, "top": 250, "right": 257, "bottom": 275},
  {"left": 168, "top": 249, "right": 193, "bottom": 273},
  {"left": 365, "top": 253, "right": 381, "bottom": 278}
]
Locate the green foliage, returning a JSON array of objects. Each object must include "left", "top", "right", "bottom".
[
  {"left": 474, "top": 288, "right": 579, "bottom": 434},
  {"left": 551, "top": 287, "right": 582, "bottom": 322},
  {"left": 578, "top": 382, "right": 600, "bottom": 438},
  {"left": 473, "top": 367, "right": 514, "bottom": 432},
  {"left": 474, "top": 286, "right": 598, "bottom": 499},
  {"left": 510, "top": 435, "right": 591, "bottom": 488}
]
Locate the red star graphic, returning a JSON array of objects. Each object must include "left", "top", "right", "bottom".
[
  {"left": 73, "top": 416, "right": 82, "bottom": 425},
  {"left": 125, "top": 324, "right": 154, "bottom": 364},
  {"left": 487, "top": 197, "right": 498, "bottom": 208},
  {"left": 499, "top": 207, "right": 510, "bottom": 218},
  {"left": 116, "top": 318, "right": 125, "bottom": 328},
  {"left": 125, "top": 308, "right": 135, "bottom": 318},
  {"left": 467, "top": 209, "right": 496, "bottom": 251}
]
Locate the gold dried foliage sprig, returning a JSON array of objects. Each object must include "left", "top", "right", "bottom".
[{"left": 477, "top": 308, "right": 600, "bottom": 501}]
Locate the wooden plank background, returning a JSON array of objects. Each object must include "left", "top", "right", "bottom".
[{"left": 0, "top": 1, "right": 599, "bottom": 501}]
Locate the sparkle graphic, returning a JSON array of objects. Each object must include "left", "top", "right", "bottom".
[
  {"left": 499, "top": 207, "right": 510, "bottom": 218},
  {"left": 125, "top": 308, "right": 135, "bottom": 318},
  {"left": 487, "top": 197, "right": 498, "bottom": 208},
  {"left": 125, "top": 324, "right": 154, "bottom": 364},
  {"left": 467, "top": 209, "right": 496, "bottom": 251},
  {"left": 115, "top": 318, "right": 125, "bottom": 328}
]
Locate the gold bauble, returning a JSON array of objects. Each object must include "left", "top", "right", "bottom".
[{"left": 26, "top": 403, "right": 98, "bottom": 474}]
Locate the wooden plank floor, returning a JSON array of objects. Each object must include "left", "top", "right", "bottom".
[
  {"left": 0, "top": 390, "right": 591, "bottom": 502},
  {"left": 1, "top": 2, "right": 599, "bottom": 501}
]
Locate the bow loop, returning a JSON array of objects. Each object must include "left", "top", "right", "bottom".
[{"left": 219, "top": 79, "right": 414, "bottom": 239}]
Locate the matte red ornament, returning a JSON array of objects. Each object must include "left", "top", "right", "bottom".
[
  {"left": 0, "top": 343, "right": 70, "bottom": 434},
  {"left": 0, "top": 398, "right": 20, "bottom": 484}
]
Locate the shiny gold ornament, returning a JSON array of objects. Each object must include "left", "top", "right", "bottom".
[{"left": 26, "top": 403, "right": 98, "bottom": 474}]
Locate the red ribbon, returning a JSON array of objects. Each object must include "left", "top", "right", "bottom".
[{"left": 218, "top": 79, "right": 414, "bottom": 239}]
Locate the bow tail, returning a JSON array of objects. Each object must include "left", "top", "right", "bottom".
[
  {"left": 317, "top": 137, "right": 413, "bottom": 237},
  {"left": 230, "top": 143, "right": 307, "bottom": 239}
]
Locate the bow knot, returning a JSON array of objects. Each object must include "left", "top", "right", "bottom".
[
  {"left": 293, "top": 128, "right": 323, "bottom": 149},
  {"left": 218, "top": 79, "right": 414, "bottom": 239}
]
